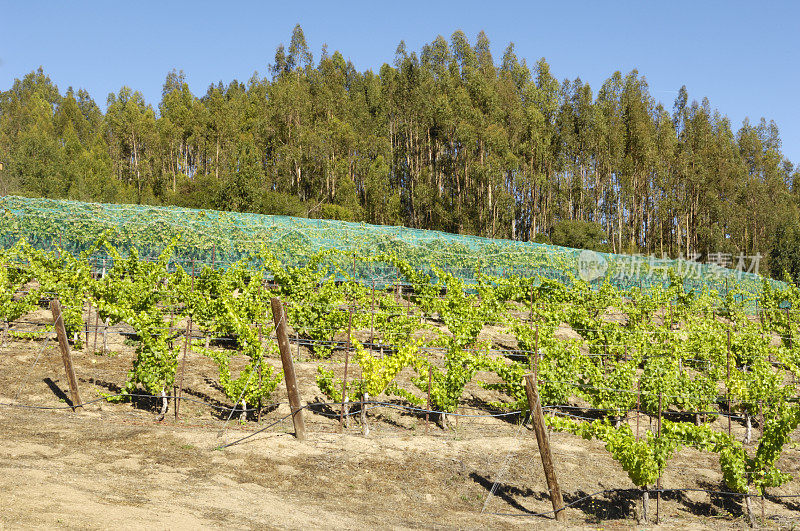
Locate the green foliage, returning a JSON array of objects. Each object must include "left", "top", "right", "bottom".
[
  {"left": 769, "top": 221, "right": 800, "bottom": 284},
  {"left": 262, "top": 249, "right": 365, "bottom": 358},
  {"left": 92, "top": 240, "right": 179, "bottom": 396},
  {"left": 0, "top": 243, "right": 37, "bottom": 324},
  {"left": 315, "top": 338, "right": 423, "bottom": 403},
  {"left": 549, "top": 220, "right": 610, "bottom": 252},
  {"left": 548, "top": 416, "right": 681, "bottom": 487}
]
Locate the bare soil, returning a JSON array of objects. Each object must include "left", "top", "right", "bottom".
[{"left": 1, "top": 313, "right": 799, "bottom": 529}]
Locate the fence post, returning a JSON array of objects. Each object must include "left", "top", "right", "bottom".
[
  {"left": 84, "top": 299, "right": 90, "bottom": 348},
  {"left": 727, "top": 329, "right": 732, "bottom": 437},
  {"left": 426, "top": 365, "right": 432, "bottom": 434},
  {"left": 175, "top": 316, "right": 191, "bottom": 420},
  {"left": 524, "top": 374, "right": 566, "bottom": 522},
  {"left": 656, "top": 392, "right": 662, "bottom": 524},
  {"left": 369, "top": 280, "right": 376, "bottom": 348},
  {"left": 636, "top": 378, "right": 641, "bottom": 441},
  {"left": 92, "top": 305, "right": 100, "bottom": 354},
  {"left": 50, "top": 299, "right": 81, "bottom": 410},
  {"left": 787, "top": 308, "right": 792, "bottom": 348},
  {"left": 339, "top": 305, "right": 353, "bottom": 429},
  {"left": 534, "top": 324, "right": 539, "bottom": 378},
  {"left": 271, "top": 297, "right": 306, "bottom": 441}
]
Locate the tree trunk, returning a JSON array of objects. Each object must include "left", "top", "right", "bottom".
[
  {"left": 641, "top": 487, "right": 649, "bottom": 524},
  {"left": 159, "top": 388, "right": 168, "bottom": 419},
  {"left": 361, "top": 392, "right": 370, "bottom": 436},
  {"left": 744, "top": 494, "right": 755, "bottom": 527},
  {"left": 745, "top": 414, "right": 752, "bottom": 444}
]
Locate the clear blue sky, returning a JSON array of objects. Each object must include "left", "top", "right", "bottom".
[{"left": 1, "top": 0, "right": 798, "bottom": 163}]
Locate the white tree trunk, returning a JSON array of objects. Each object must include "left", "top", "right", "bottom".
[
  {"left": 745, "top": 414, "right": 752, "bottom": 444},
  {"left": 159, "top": 388, "right": 168, "bottom": 419},
  {"left": 641, "top": 488, "right": 649, "bottom": 524},
  {"left": 361, "top": 393, "right": 370, "bottom": 437},
  {"left": 744, "top": 494, "right": 755, "bottom": 527}
]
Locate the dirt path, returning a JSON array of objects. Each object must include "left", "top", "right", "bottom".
[
  {"left": 2, "top": 331, "right": 800, "bottom": 529},
  {"left": 3, "top": 404, "right": 799, "bottom": 529}
]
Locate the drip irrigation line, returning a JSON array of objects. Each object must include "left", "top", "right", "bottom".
[
  {"left": 12, "top": 328, "right": 54, "bottom": 401},
  {"left": 486, "top": 487, "right": 800, "bottom": 519},
  {"left": 1, "top": 393, "right": 284, "bottom": 414},
  {"left": 214, "top": 405, "right": 310, "bottom": 449}
]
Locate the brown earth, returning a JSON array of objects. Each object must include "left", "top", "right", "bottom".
[{"left": 1, "top": 313, "right": 799, "bottom": 529}]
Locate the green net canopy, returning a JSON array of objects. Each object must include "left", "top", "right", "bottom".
[{"left": 0, "top": 196, "right": 783, "bottom": 296}]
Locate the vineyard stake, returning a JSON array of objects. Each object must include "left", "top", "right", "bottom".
[
  {"left": 534, "top": 325, "right": 539, "bottom": 379},
  {"left": 175, "top": 316, "right": 192, "bottom": 420},
  {"left": 51, "top": 299, "right": 81, "bottom": 411},
  {"left": 426, "top": 365, "right": 432, "bottom": 434},
  {"left": 787, "top": 308, "right": 792, "bottom": 348},
  {"left": 727, "top": 329, "right": 732, "bottom": 437},
  {"left": 524, "top": 374, "right": 566, "bottom": 522},
  {"left": 635, "top": 378, "right": 641, "bottom": 441},
  {"left": 84, "top": 299, "right": 90, "bottom": 348},
  {"left": 271, "top": 297, "right": 306, "bottom": 440},
  {"left": 529, "top": 284, "right": 534, "bottom": 322},
  {"left": 656, "top": 392, "right": 662, "bottom": 524},
  {"left": 369, "top": 280, "right": 375, "bottom": 348},
  {"left": 92, "top": 305, "right": 99, "bottom": 355},
  {"left": 340, "top": 304, "right": 353, "bottom": 429},
  {"left": 257, "top": 323, "right": 263, "bottom": 422}
]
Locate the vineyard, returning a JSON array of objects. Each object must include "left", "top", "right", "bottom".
[
  {"left": 0, "top": 196, "right": 786, "bottom": 298},
  {"left": 2, "top": 234, "right": 800, "bottom": 527}
]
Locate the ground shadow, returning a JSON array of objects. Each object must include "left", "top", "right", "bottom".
[
  {"left": 43, "top": 377, "right": 73, "bottom": 408},
  {"left": 469, "top": 472, "right": 546, "bottom": 516},
  {"left": 85, "top": 377, "right": 164, "bottom": 414},
  {"left": 187, "top": 378, "right": 280, "bottom": 421},
  {"left": 695, "top": 480, "right": 746, "bottom": 518},
  {"left": 765, "top": 493, "right": 800, "bottom": 514},
  {"left": 470, "top": 471, "right": 754, "bottom": 523}
]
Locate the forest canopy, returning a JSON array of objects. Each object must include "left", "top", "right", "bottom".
[{"left": 1, "top": 25, "right": 798, "bottom": 278}]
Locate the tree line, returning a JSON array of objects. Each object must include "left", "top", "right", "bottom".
[{"left": 1, "top": 25, "right": 798, "bottom": 277}]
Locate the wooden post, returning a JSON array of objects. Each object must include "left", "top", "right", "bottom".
[
  {"left": 787, "top": 308, "right": 792, "bottom": 348},
  {"left": 529, "top": 284, "right": 534, "bottom": 322},
  {"left": 175, "top": 316, "right": 191, "bottom": 420},
  {"left": 51, "top": 299, "right": 81, "bottom": 410},
  {"left": 636, "top": 378, "right": 641, "bottom": 441},
  {"left": 656, "top": 392, "right": 662, "bottom": 524},
  {"left": 84, "top": 300, "right": 90, "bottom": 348},
  {"left": 271, "top": 297, "right": 305, "bottom": 440},
  {"left": 727, "top": 329, "right": 732, "bottom": 437},
  {"left": 524, "top": 374, "right": 566, "bottom": 522},
  {"left": 92, "top": 306, "right": 99, "bottom": 354},
  {"left": 369, "top": 280, "right": 375, "bottom": 348},
  {"left": 339, "top": 305, "right": 353, "bottom": 429},
  {"left": 533, "top": 324, "right": 539, "bottom": 377},
  {"left": 426, "top": 365, "right": 432, "bottom": 434}
]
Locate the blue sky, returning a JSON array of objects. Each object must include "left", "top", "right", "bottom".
[{"left": 1, "top": 0, "right": 798, "bottom": 163}]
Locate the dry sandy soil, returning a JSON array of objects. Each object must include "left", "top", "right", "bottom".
[{"left": 2, "top": 313, "right": 800, "bottom": 529}]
